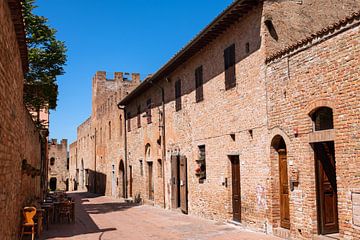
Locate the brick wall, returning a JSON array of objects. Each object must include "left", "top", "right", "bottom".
[
  {"left": 125, "top": 4, "right": 270, "bottom": 229},
  {"left": 0, "top": 1, "right": 44, "bottom": 239},
  {"left": 266, "top": 21, "right": 360, "bottom": 239},
  {"left": 70, "top": 72, "right": 140, "bottom": 196}
]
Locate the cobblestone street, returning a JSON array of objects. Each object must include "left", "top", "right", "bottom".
[{"left": 41, "top": 192, "right": 279, "bottom": 240}]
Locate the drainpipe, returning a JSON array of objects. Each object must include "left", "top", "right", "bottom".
[
  {"left": 117, "top": 105, "right": 128, "bottom": 199},
  {"left": 149, "top": 81, "right": 166, "bottom": 209}
]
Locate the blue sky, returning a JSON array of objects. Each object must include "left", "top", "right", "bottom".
[{"left": 34, "top": 0, "right": 233, "bottom": 144}]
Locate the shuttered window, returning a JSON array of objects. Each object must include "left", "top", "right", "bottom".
[
  {"left": 137, "top": 105, "right": 141, "bottom": 128},
  {"left": 127, "top": 112, "right": 131, "bottom": 132},
  {"left": 175, "top": 80, "right": 182, "bottom": 111},
  {"left": 224, "top": 44, "right": 236, "bottom": 90},
  {"left": 146, "top": 98, "right": 152, "bottom": 124},
  {"left": 195, "top": 66, "right": 203, "bottom": 102}
]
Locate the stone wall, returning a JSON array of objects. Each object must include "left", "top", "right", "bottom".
[
  {"left": 0, "top": 1, "right": 44, "bottom": 239},
  {"left": 48, "top": 139, "right": 69, "bottom": 191}
]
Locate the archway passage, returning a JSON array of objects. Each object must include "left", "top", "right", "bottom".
[
  {"left": 271, "top": 135, "right": 290, "bottom": 229},
  {"left": 119, "top": 160, "right": 125, "bottom": 198},
  {"left": 49, "top": 177, "right": 57, "bottom": 191}
]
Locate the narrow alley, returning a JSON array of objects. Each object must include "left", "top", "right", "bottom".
[{"left": 41, "top": 192, "right": 279, "bottom": 240}]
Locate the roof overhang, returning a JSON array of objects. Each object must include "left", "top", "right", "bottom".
[{"left": 119, "top": 0, "right": 260, "bottom": 106}]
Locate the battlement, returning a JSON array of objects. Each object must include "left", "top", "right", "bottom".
[
  {"left": 49, "top": 138, "right": 68, "bottom": 148},
  {"left": 93, "top": 71, "right": 141, "bottom": 84}
]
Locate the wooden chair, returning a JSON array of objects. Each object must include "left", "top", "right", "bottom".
[
  {"left": 58, "top": 201, "right": 72, "bottom": 223},
  {"left": 20, "top": 207, "right": 37, "bottom": 240}
]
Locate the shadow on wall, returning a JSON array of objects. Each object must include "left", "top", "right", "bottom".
[{"left": 85, "top": 169, "right": 107, "bottom": 195}]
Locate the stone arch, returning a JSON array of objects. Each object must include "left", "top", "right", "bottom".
[
  {"left": 269, "top": 134, "right": 290, "bottom": 230},
  {"left": 119, "top": 160, "right": 125, "bottom": 198}
]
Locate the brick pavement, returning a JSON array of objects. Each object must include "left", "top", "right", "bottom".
[{"left": 41, "top": 192, "right": 280, "bottom": 240}]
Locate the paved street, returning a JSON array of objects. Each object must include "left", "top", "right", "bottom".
[{"left": 41, "top": 192, "right": 279, "bottom": 240}]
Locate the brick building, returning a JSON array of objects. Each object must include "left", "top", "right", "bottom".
[
  {"left": 70, "top": 0, "right": 360, "bottom": 239},
  {"left": 48, "top": 139, "right": 69, "bottom": 191},
  {"left": 0, "top": 0, "right": 48, "bottom": 239},
  {"left": 70, "top": 72, "right": 140, "bottom": 195}
]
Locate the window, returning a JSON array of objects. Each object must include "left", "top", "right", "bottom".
[
  {"left": 157, "top": 159, "right": 162, "bottom": 178},
  {"left": 67, "top": 158, "right": 69, "bottom": 170},
  {"left": 108, "top": 121, "right": 111, "bottom": 139},
  {"left": 195, "top": 65, "right": 204, "bottom": 102},
  {"left": 100, "top": 127, "right": 102, "bottom": 144},
  {"left": 146, "top": 99, "right": 152, "bottom": 124},
  {"left": 50, "top": 157, "right": 55, "bottom": 166},
  {"left": 175, "top": 79, "right": 182, "bottom": 111},
  {"left": 311, "top": 107, "right": 334, "bottom": 131},
  {"left": 139, "top": 160, "right": 143, "bottom": 176},
  {"left": 137, "top": 105, "right": 141, "bottom": 128},
  {"left": 224, "top": 44, "right": 236, "bottom": 90},
  {"left": 196, "top": 145, "right": 206, "bottom": 183},
  {"left": 127, "top": 112, "right": 131, "bottom": 132},
  {"left": 119, "top": 115, "right": 122, "bottom": 137}
]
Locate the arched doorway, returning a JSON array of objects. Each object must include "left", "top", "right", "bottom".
[
  {"left": 271, "top": 135, "right": 290, "bottom": 229},
  {"left": 310, "top": 107, "right": 338, "bottom": 235},
  {"left": 49, "top": 177, "right": 57, "bottom": 191},
  {"left": 119, "top": 160, "right": 125, "bottom": 198}
]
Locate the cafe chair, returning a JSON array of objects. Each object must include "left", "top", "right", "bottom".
[
  {"left": 58, "top": 201, "right": 72, "bottom": 223},
  {"left": 20, "top": 207, "right": 37, "bottom": 240}
]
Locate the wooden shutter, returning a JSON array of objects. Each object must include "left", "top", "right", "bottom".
[
  {"left": 224, "top": 44, "right": 236, "bottom": 90},
  {"left": 179, "top": 156, "right": 188, "bottom": 213},
  {"left": 137, "top": 106, "right": 141, "bottom": 128},
  {"left": 171, "top": 155, "right": 178, "bottom": 208},
  {"left": 127, "top": 112, "right": 131, "bottom": 132},
  {"left": 195, "top": 66, "right": 203, "bottom": 102},
  {"left": 175, "top": 80, "right": 181, "bottom": 111},
  {"left": 146, "top": 98, "right": 152, "bottom": 124}
]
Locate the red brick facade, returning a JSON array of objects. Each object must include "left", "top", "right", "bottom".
[
  {"left": 70, "top": 1, "right": 360, "bottom": 239},
  {"left": 0, "top": 1, "right": 46, "bottom": 239}
]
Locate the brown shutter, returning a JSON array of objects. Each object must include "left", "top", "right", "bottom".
[
  {"left": 171, "top": 155, "right": 178, "bottom": 208},
  {"left": 146, "top": 98, "right": 152, "bottom": 124},
  {"left": 195, "top": 66, "right": 203, "bottom": 102},
  {"left": 175, "top": 80, "right": 181, "bottom": 111},
  {"left": 224, "top": 44, "right": 236, "bottom": 90},
  {"left": 137, "top": 106, "right": 141, "bottom": 128},
  {"left": 179, "top": 156, "right": 188, "bottom": 213},
  {"left": 127, "top": 112, "right": 131, "bottom": 132}
]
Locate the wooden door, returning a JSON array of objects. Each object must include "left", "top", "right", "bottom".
[
  {"left": 179, "top": 156, "right": 188, "bottom": 214},
  {"left": 230, "top": 156, "right": 241, "bottom": 222},
  {"left": 148, "top": 162, "right": 154, "bottom": 200},
  {"left": 129, "top": 165, "right": 133, "bottom": 197},
  {"left": 315, "top": 142, "right": 339, "bottom": 234},
  {"left": 171, "top": 155, "right": 179, "bottom": 208},
  {"left": 279, "top": 149, "right": 290, "bottom": 229}
]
